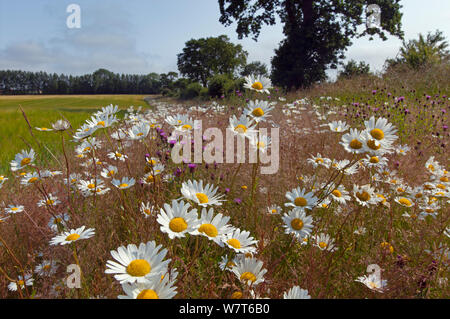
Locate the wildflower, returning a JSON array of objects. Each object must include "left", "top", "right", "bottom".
[
  {"left": 327, "top": 120, "right": 349, "bottom": 133},
  {"left": 5, "top": 204, "right": 24, "bottom": 214},
  {"left": 231, "top": 257, "right": 267, "bottom": 286},
  {"left": 100, "top": 165, "right": 118, "bottom": 179},
  {"left": 49, "top": 226, "right": 95, "bottom": 245},
  {"left": 105, "top": 241, "right": 171, "bottom": 284},
  {"left": 8, "top": 274, "right": 34, "bottom": 291},
  {"left": 118, "top": 274, "right": 177, "bottom": 299},
  {"left": 112, "top": 177, "right": 136, "bottom": 190},
  {"left": 37, "top": 193, "right": 61, "bottom": 208},
  {"left": 285, "top": 187, "right": 318, "bottom": 210},
  {"left": 228, "top": 114, "right": 257, "bottom": 139},
  {"left": 107, "top": 151, "right": 128, "bottom": 162},
  {"left": 180, "top": 180, "right": 225, "bottom": 207},
  {"left": 35, "top": 260, "right": 58, "bottom": 276},
  {"left": 283, "top": 286, "right": 311, "bottom": 299},
  {"left": 52, "top": 119, "right": 71, "bottom": 131},
  {"left": 355, "top": 273, "right": 387, "bottom": 293},
  {"left": 10, "top": 149, "right": 35, "bottom": 171},
  {"left": 243, "top": 75, "right": 272, "bottom": 94},
  {"left": 266, "top": 204, "right": 282, "bottom": 215},
  {"left": 340, "top": 129, "right": 367, "bottom": 154},
  {"left": 48, "top": 213, "right": 70, "bottom": 232},
  {"left": 222, "top": 228, "right": 258, "bottom": 254},
  {"left": 313, "top": 233, "right": 338, "bottom": 252},
  {"left": 191, "top": 208, "right": 232, "bottom": 246},
  {"left": 140, "top": 202, "right": 155, "bottom": 218},
  {"left": 243, "top": 100, "right": 275, "bottom": 123},
  {"left": 282, "top": 208, "right": 314, "bottom": 241},
  {"left": 157, "top": 200, "right": 199, "bottom": 239},
  {"left": 394, "top": 196, "right": 414, "bottom": 208}
]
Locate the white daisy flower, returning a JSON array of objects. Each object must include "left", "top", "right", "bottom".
[
  {"left": 165, "top": 114, "right": 190, "bottom": 128},
  {"left": 394, "top": 196, "right": 414, "bottom": 208},
  {"left": 283, "top": 286, "right": 311, "bottom": 299},
  {"left": 100, "top": 165, "right": 118, "bottom": 179},
  {"left": 37, "top": 193, "right": 61, "bottom": 208},
  {"left": 329, "top": 184, "right": 351, "bottom": 205},
  {"left": 395, "top": 144, "right": 410, "bottom": 156},
  {"left": 48, "top": 213, "right": 70, "bottom": 232},
  {"left": 364, "top": 116, "right": 398, "bottom": 144},
  {"left": 128, "top": 122, "right": 150, "bottom": 140},
  {"left": 249, "top": 134, "right": 272, "bottom": 153},
  {"left": 243, "top": 100, "right": 275, "bottom": 123},
  {"left": 228, "top": 114, "right": 257, "bottom": 139},
  {"left": 10, "top": 149, "right": 35, "bottom": 171},
  {"left": 285, "top": 187, "right": 318, "bottom": 210},
  {"left": 340, "top": 129, "right": 367, "bottom": 154},
  {"left": 231, "top": 257, "right": 267, "bottom": 286},
  {"left": 140, "top": 202, "right": 155, "bottom": 218},
  {"left": 191, "top": 208, "right": 232, "bottom": 246},
  {"left": 51, "top": 119, "right": 71, "bottom": 131},
  {"left": 107, "top": 151, "right": 128, "bottom": 162},
  {"left": 78, "top": 179, "right": 110, "bottom": 197},
  {"left": 361, "top": 155, "right": 389, "bottom": 169},
  {"left": 86, "top": 113, "right": 117, "bottom": 129},
  {"left": 157, "top": 200, "right": 199, "bottom": 239},
  {"left": 118, "top": 273, "right": 177, "bottom": 299},
  {"left": 222, "top": 228, "right": 258, "bottom": 254},
  {"left": 355, "top": 273, "right": 387, "bottom": 293},
  {"left": 218, "top": 254, "right": 245, "bottom": 272},
  {"left": 353, "top": 184, "right": 380, "bottom": 207},
  {"left": 266, "top": 204, "right": 282, "bottom": 215},
  {"left": 73, "top": 123, "right": 98, "bottom": 140},
  {"left": 313, "top": 233, "right": 338, "bottom": 252},
  {"left": 180, "top": 179, "right": 225, "bottom": 207},
  {"left": 8, "top": 274, "right": 33, "bottom": 291},
  {"left": 49, "top": 226, "right": 95, "bottom": 245},
  {"left": 35, "top": 260, "right": 58, "bottom": 276},
  {"left": 327, "top": 120, "right": 349, "bottom": 133},
  {"left": 243, "top": 75, "right": 272, "bottom": 94},
  {"left": 105, "top": 241, "right": 171, "bottom": 284},
  {"left": 307, "top": 153, "right": 332, "bottom": 169},
  {"left": 5, "top": 204, "right": 24, "bottom": 214},
  {"left": 282, "top": 208, "right": 314, "bottom": 241},
  {"left": 112, "top": 177, "right": 135, "bottom": 190},
  {"left": 35, "top": 126, "right": 54, "bottom": 132},
  {"left": 0, "top": 175, "right": 8, "bottom": 188}
]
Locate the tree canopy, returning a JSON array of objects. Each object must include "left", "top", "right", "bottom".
[
  {"left": 177, "top": 35, "right": 248, "bottom": 86},
  {"left": 218, "top": 0, "right": 404, "bottom": 90}
]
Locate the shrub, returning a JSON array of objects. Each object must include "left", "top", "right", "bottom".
[
  {"left": 180, "top": 82, "right": 203, "bottom": 100},
  {"left": 207, "top": 74, "right": 234, "bottom": 98}
]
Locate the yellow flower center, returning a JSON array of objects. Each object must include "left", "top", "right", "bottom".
[
  {"left": 137, "top": 289, "right": 159, "bottom": 299},
  {"left": 11, "top": 207, "right": 19, "bottom": 211},
  {"left": 367, "top": 139, "right": 381, "bottom": 150},
  {"left": 182, "top": 124, "right": 192, "bottom": 130},
  {"left": 369, "top": 156, "right": 379, "bottom": 164},
  {"left": 97, "top": 121, "right": 105, "bottom": 127},
  {"left": 126, "top": 259, "right": 151, "bottom": 277},
  {"left": 146, "top": 175, "right": 154, "bottom": 183},
  {"left": 291, "top": 218, "right": 304, "bottom": 230},
  {"left": 235, "top": 124, "right": 247, "bottom": 133},
  {"left": 227, "top": 238, "right": 241, "bottom": 249},
  {"left": 143, "top": 209, "right": 151, "bottom": 215},
  {"left": 315, "top": 158, "right": 324, "bottom": 163},
  {"left": 356, "top": 191, "right": 371, "bottom": 202},
  {"left": 21, "top": 157, "right": 31, "bottom": 166},
  {"left": 428, "top": 164, "right": 435, "bottom": 171},
  {"left": 83, "top": 147, "right": 91, "bottom": 152},
  {"left": 226, "top": 261, "right": 236, "bottom": 268},
  {"left": 376, "top": 194, "right": 386, "bottom": 203},
  {"left": 54, "top": 218, "right": 62, "bottom": 224},
  {"left": 257, "top": 141, "right": 265, "bottom": 149},
  {"left": 271, "top": 209, "right": 277, "bottom": 214},
  {"left": 198, "top": 223, "right": 218, "bottom": 238},
  {"left": 240, "top": 272, "right": 257, "bottom": 283},
  {"left": 332, "top": 189, "right": 342, "bottom": 198},
  {"left": 169, "top": 217, "right": 188, "bottom": 233},
  {"left": 398, "top": 198, "right": 412, "bottom": 207},
  {"left": 397, "top": 187, "right": 405, "bottom": 193},
  {"left": 108, "top": 170, "right": 115, "bottom": 177},
  {"left": 380, "top": 242, "right": 394, "bottom": 253},
  {"left": 119, "top": 183, "right": 129, "bottom": 188},
  {"left": 425, "top": 208, "right": 434, "bottom": 213},
  {"left": 231, "top": 291, "right": 242, "bottom": 299},
  {"left": 252, "top": 107, "right": 264, "bottom": 117},
  {"left": 319, "top": 242, "right": 328, "bottom": 249},
  {"left": 370, "top": 128, "right": 384, "bottom": 140},
  {"left": 17, "top": 280, "right": 24, "bottom": 286},
  {"left": 87, "top": 183, "right": 96, "bottom": 189},
  {"left": 43, "top": 265, "right": 51, "bottom": 270},
  {"left": 415, "top": 193, "right": 423, "bottom": 198},
  {"left": 369, "top": 282, "right": 378, "bottom": 289},
  {"left": 66, "top": 233, "right": 80, "bottom": 241},
  {"left": 251, "top": 81, "right": 263, "bottom": 90},
  {"left": 349, "top": 139, "right": 362, "bottom": 150},
  {"left": 294, "top": 197, "right": 307, "bottom": 207},
  {"left": 440, "top": 176, "right": 449, "bottom": 182},
  {"left": 116, "top": 152, "right": 123, "bottom": 157},
  {"left": 196, "top": 193, "right": 209, "bottom": 204},
  {"left": 436, "top": 184, "right": 446, "bottom": 190},
  {"left": 46, "top": 199, "right": 54, "bottom": 205}
]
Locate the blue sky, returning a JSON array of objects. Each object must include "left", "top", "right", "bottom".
[{"left": 0, "top": 0, "right": 449, "bottom": 78}]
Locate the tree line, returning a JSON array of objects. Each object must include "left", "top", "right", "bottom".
[{"left": 0, "top": 69, "right": 178, "bottom": 95}]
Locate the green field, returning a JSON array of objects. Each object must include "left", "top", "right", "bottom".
[{"left": 0, "top": 95, "right": 153, "bottom": 172}]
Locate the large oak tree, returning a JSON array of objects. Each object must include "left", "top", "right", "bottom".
[{"left": 218, "top": 0, "right": 404, "bottom": 89}]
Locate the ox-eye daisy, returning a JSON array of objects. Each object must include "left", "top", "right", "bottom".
[
  {"left": 37, "top": 193, "right": 61, "bottom": 208},
  {"left": 283, "top": 286, "right": 311, "bottom": 299},
  {"left": 191, "top": 208, "right": 232, "bottom": 246},
  {"left": 108, "top": 151, "right": 128, "bottom": 162},
  {"left": 394, "top": 196, "right": 414, "bottom": 208},
  {"left": 140, "top": 202, "right": 155, "bottom": 218},
  {"left": 231, "top": 257, "right": 267, "bottom": 286},
  {"left": 285, "top": 187, "right": 318, "bottom": 210},
  {"left": 355, "top": 273, "right": 387, "bottom": 293},
  {"left": 5, "top": 204, "right": 24, "bottom": 214},
  {"left": 340, "top": 129, "right": 367, "bottom": 154},
  {"left": 328, "top": 120, "right": 349, "bottom": 133},
  {"left": 243, "top": 75, "right": 272, "bottom": 94},
  {"left": 282, "top": 208, "right": 314, "bottom": 240},
  {"left": 229, "top": 114, "right": 257, "bottom": 139},
  {"left": 313, "top": 233, "right": 338, "bottom": 252},
  {"left": 49, "top": 226, "right": 95, "bottom": 245},
  {"left": 35, "top": 260, "right": 58, "bottom": 276},
  {"left": 101, "top": 165, "right": 118, "bottom": 179},
  {"left": 180, "top": 179, "right": 225, "bottom": 207},
  {"left": 118, "top": 274, "right": 177, "bottom": 299},
  {"left": 243, "top": 100, "right": 275, "bottom": 123},
  {"left": 48, "top": 213, "right": 70, "bottom": 232},
  {"left": 222, "top": 228, "right": 258, "bottom": 254},
  {"left": 105, "top": 241, "right": 170, "bottom": 284},
  {"left": 353, "top": 184, "right": 380, "bottom": 207},
  {"left": 329, "top": 184, "right": 351, "bottom": 205},
  {"left": 10, "top": 149, "right": 35, "bottom": 171},
  {"left": 157, "top": 200, "right": 199, "bottom": 239},
  {"left": 112, "top": 177, "right": 135, "bottom": 190},
  {"left": 8, "top": 274, "right": 33, "bottom": 291},
  {"left": 307, "top": 153, "right": 331, "bottom": 169},
  {"left": 266, "top": 204, "right": 282, "bottom": 215}
]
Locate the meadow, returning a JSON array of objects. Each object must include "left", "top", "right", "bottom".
[
  {"left": 0, "top": 95, "right": 152, "bottom": 171},
  {"left": 0, "top": 65, "right": 448, "bottom": 299}
]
